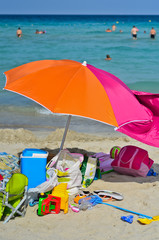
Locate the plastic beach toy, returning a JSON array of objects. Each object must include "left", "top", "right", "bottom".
[
  {"left": 69, "top": 204, "right": 79, "bottom": 213},
  {"left": 77, "top": 194, "right": 158, "bottom": 224},
  {"left": 110, "top": 146, "right": 121, "bottom": 159},
  {"left": 79, "top": 199, "right": 93, "bottom": 211},
  {"left": 74, "top": 195, "right": 87, "bottom": 204},
  {"left": 83, "top": 194, "right": 153, "bottom": 220},
  {"left": 147, "top": 168, "right": 158, "bottom": 176},
  {"left": 37, "top": 193, "right": 61, "bottom": 216},
  {"left": 29, "top": 199, "right": 39, "bottom": 207},
  {"left": 121, "top": 215, "right": 134, "bottom": 224},
  {"left": 138, "top": 216, "right": 159, "bottom": 225},
  {"left": 0, "top": 174, "right": 3, "bottom": 181},
  {"left": 78, "top": 195, "right": 103, "bottom": 210},
  {"left": 52, "top": 183, "right": 69, "bottom": 214}
]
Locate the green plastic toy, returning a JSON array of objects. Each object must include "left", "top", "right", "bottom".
[{"left": 37, "top": 193, "right": 61, "bottom": 216}]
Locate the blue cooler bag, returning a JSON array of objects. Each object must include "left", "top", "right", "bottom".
[{"left": 20, "top": 148, "right": 48, "bottom": 189}]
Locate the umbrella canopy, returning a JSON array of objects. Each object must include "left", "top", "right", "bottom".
[
  {"left": 3, "top": 59, "right": 155, "bottom": 147},
  {"left": 117, "top": 90, "right": 159, "bottom": 147},
  {"left": 4, "top": 59, "right": 150, "bottom": 126}
]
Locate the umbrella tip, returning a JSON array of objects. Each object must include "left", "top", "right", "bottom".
[{"left": 82, "top": 61, "right": 87, "bottom": 66}]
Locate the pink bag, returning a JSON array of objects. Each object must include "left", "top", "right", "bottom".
[{"left": 111, "top": 145, "right": 154, "bottom": 177}]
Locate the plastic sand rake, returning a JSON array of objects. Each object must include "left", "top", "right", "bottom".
[
  {"left": 81, "top": 195, "right": 153, "bottom": 220},
  {"left": 102, "top": 202, "right": 152, "bottom": 219},
  {"left": 101, "top": 197, "right": 159, "bottom": 224}
]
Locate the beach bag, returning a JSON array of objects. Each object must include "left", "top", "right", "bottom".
[
  {"left": 111, "top": 145, "right": 154, "bottom": 177},
  {"left": 80, "top": 155, "right": 97, "bottom": 188},
  {"left": 46, "top": 149, "right": 83, "bottom": 189},
  {"left": 92, "top": 152, "right": 114, "bottom": 173}
]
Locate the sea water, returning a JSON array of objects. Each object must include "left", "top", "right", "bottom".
[{"left": 0, "top": 15, "right": 159, "bottom": 135}]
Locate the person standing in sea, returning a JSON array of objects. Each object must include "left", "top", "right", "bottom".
[
  {"left": 16, "top": 27, "right": 22, "bottom": 38},
  {"left": 131, "top": 26, "right": 138, "bottom": 40},
  {"left": 112, "top": 24, "right": 116, "bottom": 31},
  {"left": 150, "top": 27, "right": 156, "bottom": 39}
]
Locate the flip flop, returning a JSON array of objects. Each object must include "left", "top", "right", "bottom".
[
  {"left": 78, "top": 190, "right": 92, "bottom": 196},
  {"left": 100, "top": 195, "right": 113, "bottom": 202},
  {"left": 93, "top": 190, "right": 124, "bottom": 201}
]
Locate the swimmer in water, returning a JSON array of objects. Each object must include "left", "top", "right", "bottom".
[
  {"left": 105, "top": 54, "right": 112, "bottom": 60},
  {"left": 105, "top": 28, "right": 112, "bottom": 32},
  {"left": 112, "top": 24, "right": 116, "bottom": 31},
  {"left": 35, "top": 29, "right": 46, "bottom": 34},
  {"left": 131, "top": 26, "right": 138, "bottom": 40},
  {"left": 150, "top": 27, "right": 156, "bottom": 39},
  {"left": 16, "top": 27, "right": 22, "bottom": 38}
]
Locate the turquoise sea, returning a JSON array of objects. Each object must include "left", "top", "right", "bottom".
[{"left": 0, "top": 15, "right": 159, "bottom": 135}]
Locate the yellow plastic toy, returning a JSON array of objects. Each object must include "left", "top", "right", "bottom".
[
  {"left": 138, "top": 216, "right": 159, "bottom": 225},
  {"left": 52, "top": 183, "right": 69, "bottom": 214}
]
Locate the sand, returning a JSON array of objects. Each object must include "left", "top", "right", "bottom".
[{"left": 0, "top": 128, "right": 159, "bottom": 240}]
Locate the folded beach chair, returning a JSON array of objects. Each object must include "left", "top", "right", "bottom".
[{"left": 0, "top": 173, "right": 28, "bottom": 224}]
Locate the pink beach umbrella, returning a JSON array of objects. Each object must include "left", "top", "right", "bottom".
[
  {"left": 3, "top": 59, "right": 159, "bottom": 148},
  {"left": 117, "top": 90, "right": 159, "bottom": 147}
]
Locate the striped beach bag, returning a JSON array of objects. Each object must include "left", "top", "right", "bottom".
[{"left": 111, "top": 145, "right": 154, "bottom": 177}]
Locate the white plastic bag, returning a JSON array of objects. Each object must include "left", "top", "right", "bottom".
[
  {"left": 46, "top": 149, "right": 83, "bottom": 189},
  {"left": 28, "top": 169, "right": 57, "bottom": 200}
]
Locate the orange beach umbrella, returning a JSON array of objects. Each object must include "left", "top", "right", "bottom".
[{"left": 4, "top": 59, "right": 151, "bottom": 149}]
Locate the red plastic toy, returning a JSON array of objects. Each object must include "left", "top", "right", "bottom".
[
  {"left": 38, "top": 194, "right": 61, "bottom": 216},
  {"left": 0, "top": 174, "right": 3, "bottom": 181}
]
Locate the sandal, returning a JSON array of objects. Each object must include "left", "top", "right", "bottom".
[{"left": 93, "top": 190, "right": 124, "bottom": 201}]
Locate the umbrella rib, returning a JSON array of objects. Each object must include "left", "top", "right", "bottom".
[
  {"left": 115, "top": 119, "right": 153, "bottom": 130},
  {"left": 3, "top": 88, "right": 54, "bottom": 114}
]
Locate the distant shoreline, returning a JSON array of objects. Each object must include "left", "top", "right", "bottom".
[{"left": 0, "top": 14, "right": 159, "bottom": 16}]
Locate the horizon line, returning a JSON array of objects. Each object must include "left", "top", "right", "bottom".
[{"left": 0, "top": 13, "right": 159, "bottom": 16}]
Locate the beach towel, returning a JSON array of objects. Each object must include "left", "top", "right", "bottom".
[
  {"left": 80, "top": 155, "right": 97, "bottom": 188},
  {"left": 92, "top": 152, "right": 114, "bottom": 173},
  {"left": 0, "top": 152, "right": 20, "bottom": 179}
]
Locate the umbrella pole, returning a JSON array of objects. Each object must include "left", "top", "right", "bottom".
[{"left": 60, "top": 115, "right": 72, "bottom": 151}]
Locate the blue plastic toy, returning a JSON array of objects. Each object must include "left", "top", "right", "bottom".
[
  {"left": 80, "top": 195, "right": 152, "bottom": 219},
  {"left": 102, "top": 202, "right": 152, "bottom": 219},
  {"left": 78, "top": 195, "right": 103, "bottom": 206},
  {"left": 121, "top": 215, "right": 134, "bottom": 223},
  {"left": 147, "top": 168, "right": 158, "bottom": 176},
  {"left": 29, "top": 199, "right": 39, "bottom": 207}
]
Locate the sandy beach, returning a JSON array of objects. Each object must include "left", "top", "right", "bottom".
[{"left": 0, "top": 128, "right": 159, "bottom": 240}]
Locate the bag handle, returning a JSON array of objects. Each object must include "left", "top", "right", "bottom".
[
  {"left": 117, "top": 147, "right": 139, "bottom": 168},
  {"left": 46, "top": 152, "right": 60, "bottom": 169},
  {"left": 46, "top": 149, "right": 73, "bottom": 169}
]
